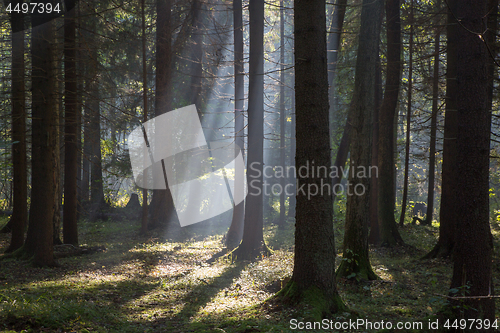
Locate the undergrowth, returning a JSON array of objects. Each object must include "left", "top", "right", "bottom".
[{"left": 0, "top": 212, "right": 498, "bottom": 332}]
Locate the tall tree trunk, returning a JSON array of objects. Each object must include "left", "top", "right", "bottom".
[
  {"left": 150, "top": 0, "right": 178, "bottom": 230},
  {"left": 140, "top": 0, "right": 148, "bottom": 234},
  {"left": 232, "top": 0, "right": 270, "bottom": 260},
  {"left": 88, "top": 48, "right": 105, "bottom": 220},
  {"left": 328, "top": 0, "right": 349, "bottom": 206},
  {"left": 424, "top": 1, "right": 441, "bottom": 227},
  {"left": 336, "top": 0, "right": 382, "bottom": 280},
  {"left": 424, "top": 0, "right": 457, "bottom": 258},
  {"left": 6, "top": 1, "right": 27, "bottom": 253},
  {"left": 25, "top": 8, "right": 58, "bottom": 266},
  {"left": 189, "top": 0, "right": 202, "bottom": 107},
  {"left": 63, "top": 0, "right": 79, "bottom": 245},
  {"left": 287, "top": 83, "right": 296, "bottom": 220},
  {"left": 378, "top": 0, "right": 404, "bottom": 247},
  {"left": 279, "top": 0, "right": 345, "bottom": 315},
  {"left": 399, "top": 0, "right": 413, "bottom": 227},
  {"left": 278, "top": 0, "right": 286, "bottom": 229},
  {"left": 226, "top": 0, "right": 245, "bottom": 250},
  {"left": 449, "top": 0, "right": 495, "bottom": 320},
  {"left": 328, "top": 0, "right": 347, "bottom": 133},
  {"left": 76, "top": 0, "right": 83, "bottom": 220},
  {"left": 368, "top": 50, "right": 383, "bottom": 245},
  {"left": 81, "top": 94, "right": 91, "bottom": 205},
  {"left": 53, "top": 48, "right": 62, "bottom": 245}
]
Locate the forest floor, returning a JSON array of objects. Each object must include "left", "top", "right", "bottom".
[{"left": 0, "top": 209, "right": 499, "bottom": 333}]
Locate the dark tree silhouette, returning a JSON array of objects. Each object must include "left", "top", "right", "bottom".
[
  {"left": 5, "top": 0, "right": 27, "bottom": 252},
  {"left": 278, "top": 0, "right": 345, "bottom": 316},
  {"left": 378, "top": 0, "right": 404, "bottom": 246},
  {"left": 448, "top": 0, "right": 495, "bottom": 320},
  {"left": 63, "top": 0, "right": 79, "bottom": 245}
]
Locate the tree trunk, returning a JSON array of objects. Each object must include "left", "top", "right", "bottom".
[
  {"left": 449, "top": 0, "right": 495, "bottom": 320},
  {"left": 226, "top": 0, "right": 245, "bottom": 250},
  {"left": 53, "top": 50, "right": 62, "bottom": 245},
  {"left": 88, "top": 48, "right": 105, "bottom": 220},
  {"left": 424, "top": 1, "right": 441, "bottom": 227},
  {"left": 149, "top": 0, "right": 178, "bottom": 230},
  {"left": 378, "top": 0, "right": 404, "bottom": 247},
  {"left": 328, "top": 0, "right": 347, "bottom": 134},
  {"left": 368, "top": 50, "right": 382, "bottom": 245},
  {"left": 25, "top": 8, "right": 58, "bottom": 266},
  {"left": 81, "top": 96, "right": 91, "bottom": 205},
  {"left": 279, "top": 0, "right": 345, "bottom": 317},
  {"left": 328, "top": 0, "right": 349, "bottom": 207},
  {"left": 63, "top": 0, "right": 79, "bottom": 245},
  {"left": 424, "top": 0, "right": 457, "bottom": 259},
  {"left": 140, "top": 0, "right": 149, "bottom": 234},
  {"left": 6, "top": 1, "right": 27, "bottom": 253},
  {"left": 231, "top": 0, "right": 270, "bottom": 260},
  {"left": 398, "top": 0, "right": 413, "bottom": 227},
  {"left": 278, "top": 0, "right": 286, "bottom": 229},
  {"left": 336, "top": 0, "right": 382, "bottom": 281}
]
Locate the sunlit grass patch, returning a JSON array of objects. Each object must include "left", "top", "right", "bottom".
[{"left": 0, "top": 210, "right": 499, "bottom": 331}]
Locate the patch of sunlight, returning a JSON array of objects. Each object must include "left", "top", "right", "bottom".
[{"left": 374, "top": 265, "right": 393, "bottom": 281}]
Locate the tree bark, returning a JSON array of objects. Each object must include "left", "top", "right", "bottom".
[
  {"left": 88, "top": 47, "right": 105, "bottom": 220},
  {"left": 336, "top": 0, "right": 382, "bottom": 280},
  {"left": 278, "top": 0, "right": 345, "bottom": 317},
  {"left": 399, "top": 0, "right": 413, "bottom": 227},
  {"left": 149, "top": 0, "right": 178, "bottom": 230},
  {"left": 368, "top": 50, "right": 383, "bottom": 245},
  {"left": 328, "top": 0, "right": 347, "bottom": 134},
  {"left": 424, "top": 1, "right": 441, "bottom": 227},
  {"left": 449, "top": 0, "right": 495, "bottom": 320},
  {"left": 6, "top": 1, "right": 27, "bottom": 253},
  {"left": 378, "top": 0, "right": 404, "bottom": 247},
  {"left": 25, "top": 7, "right": 58, "bottom": 266},
  {"left": 231, "top": 0, "right": 271, "bottom": 260},
  {"left": 424, "top": 0, "right": 457, "bottom": 259},
  {"left": 226, "top": 0, "right": 245, "bottom": 250},
  {"left": 278, "top": 0, "right": 286, "bottom": 229},
  {"left": 63, "top": 0, "right": 79, "bottom": 245}
]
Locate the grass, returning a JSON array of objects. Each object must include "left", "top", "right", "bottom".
[{"left": 0, "top": 212, "right": 499, "bottom": 332}]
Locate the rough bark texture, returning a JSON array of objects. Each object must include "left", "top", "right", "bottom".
[
  {"left": 63, "top": 0, "right": 79, "bottom": 245},
  {"left": 336, "top": 0, "right": 382, "bottom": 281},
  {"left": 278, "top": 0, "right": 345, "bottom": 318},
  {"left": 25, "top": 9, "right": 58, "bottom": 266},
  {"left": 377, "top": 0, "right": 404, "bottom": 247},
  {"left": 6, "top": 1, "right": 27, "bottom": 253},
  {"left": 449, "top": 0, "right": 495, "bottom": 320},
  {"left": 231, "top": 0, "right": 270, "bottom": 260},
  {"left": 226, "top": 0, "right": 245, "bottom": 250},
  {"left": 425, "top": 0, "right": 458, "bottom": 259}
]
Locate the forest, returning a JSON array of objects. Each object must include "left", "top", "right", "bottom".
[{"left": 0, "top": 0, "right": 499, "bottom": 332}]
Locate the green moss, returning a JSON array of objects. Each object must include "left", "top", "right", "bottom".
[{"left": 275, "top": 281, "right": 347, "bottom": 321}]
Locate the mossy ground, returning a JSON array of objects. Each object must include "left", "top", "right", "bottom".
[{"left": 0, "top": 213, "right": 499, "bottom": 332}]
